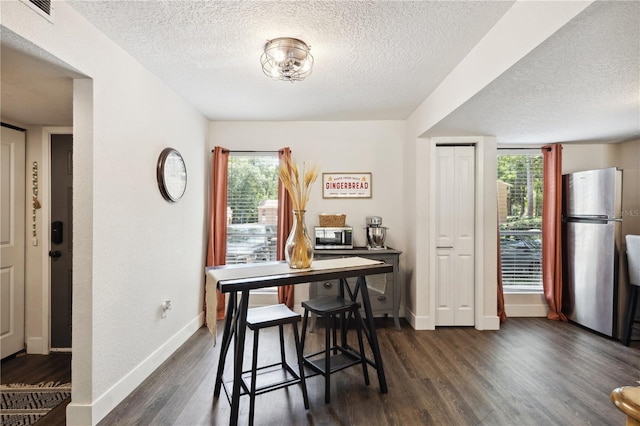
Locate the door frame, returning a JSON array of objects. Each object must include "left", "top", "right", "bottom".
[
  {"left": 39, "top": 126, "right": 73, "bottom": 353},
  {"left": 428, "top": 136, "right": 498, "bottom": 331}
]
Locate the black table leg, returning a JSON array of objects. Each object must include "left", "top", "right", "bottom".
[
  {"left": 214, "top": 291, "right": 237, "bottom": 397},
  {"left": 339, "top": 278, "right": 348, "bottom": 348},
  {"left": 357, "top": 275, "right": 388, "bottom": 393},
  {"left": 230, "top": 290, "right": 249, "bottom": 425}
]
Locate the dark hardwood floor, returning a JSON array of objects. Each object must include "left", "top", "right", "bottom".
[
  {"left": 1, "top": 351, "right": 71, "bottom": 426},
  {"left": 1, "top": 352, "right": 71, "bottom": 385},
  {"left": 3, "top": 318, "right": 639, "bottom": 425}
]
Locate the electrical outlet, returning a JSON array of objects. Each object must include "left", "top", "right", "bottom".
[{"left": 161, "top": 300, "right": 172, "bottom": 319}]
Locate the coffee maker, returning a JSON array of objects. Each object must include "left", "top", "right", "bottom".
[{"left": 366, "top": 216, "right": 387, "bottom": 250}]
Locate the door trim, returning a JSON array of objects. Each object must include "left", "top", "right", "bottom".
[
  {"left": 428, "top": 136, "right": 498, "bottom": 331},
  {"left": 39, "top": 126, "right": 72, "bottom": 353}
]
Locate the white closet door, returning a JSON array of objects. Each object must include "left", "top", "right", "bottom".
[{"left": 435, "top": 146, "right": 475, "bottom": 326}]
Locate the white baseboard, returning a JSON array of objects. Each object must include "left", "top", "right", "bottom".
[
  {"left": 477, "top": 315, "right": 500, "bottom": 330},
  {"left": 26, "top": 337, "right": 47, "bottom": 354},
  {"left": 65, "top": 403, "right": 93, "bottom": 426},
  {"left": 404, "top": 309, "right": 434, "bottom": 330},
  {"left": 505, "top": 303, "right": 548, "bottom": 317},
  {"left": 504, "top": 292, "right": 548, "bottom": 317},
  {"left": 66, "top": 314, "right": 204, "bottom": 426},
  {"left": 404, "top": 308, "right": 501, "bottom": 330}
]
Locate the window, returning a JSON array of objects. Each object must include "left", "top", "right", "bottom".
[
  {"left": 497, "top": 151, "right": 543, "bottom": 291},
  {"left": 226, "top": 153, "right": 279, "bottom": 266}
]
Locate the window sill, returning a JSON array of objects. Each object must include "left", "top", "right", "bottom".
[{"left": 503, "top": 286, "right": 543, "bottom": 294}]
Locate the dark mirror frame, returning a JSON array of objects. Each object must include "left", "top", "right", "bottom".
[{"left": 156, "top": 147, "right": 187, "bottom": 202}]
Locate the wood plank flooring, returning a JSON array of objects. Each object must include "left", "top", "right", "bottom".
[
  {"left": 1, "top": 351, "right": 71, "bottom": 426},
  {"left": 3, "top": 318, "right": 639, "bottom": 425}
]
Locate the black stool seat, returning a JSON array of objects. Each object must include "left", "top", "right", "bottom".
[
  {"left": 302, "top": 295, "right": 360, "bottom": 315},
  {"left": 229, "top": 303, "right": 309, "bottom": 425},
  {"left": 301, "top": 294, "right": 369, "bottom": 404}
]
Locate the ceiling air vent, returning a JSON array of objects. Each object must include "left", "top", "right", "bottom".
[{"left": 28, "top": 0, "right": 51, "bottom": 15}]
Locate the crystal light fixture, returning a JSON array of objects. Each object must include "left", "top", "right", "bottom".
[{"left": 260, "top": 37, "right": 314, "bottom": 82}]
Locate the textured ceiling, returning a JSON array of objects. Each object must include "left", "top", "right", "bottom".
[
  {"left": 65, "top": 0, "right": 515, "bottom": 121},
  {"left": 1, "top": 1, "right": 639, "bottom": 144},
  {"left": 428, "top": 0, "right": 640, "bottom": 144},
  {"left": 1, "top": 42, "right": 75, "bottom": 126}
]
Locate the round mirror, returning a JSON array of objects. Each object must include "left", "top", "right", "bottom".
[{"left": 157, "top": 148, "right": 187, "bottom": 202}]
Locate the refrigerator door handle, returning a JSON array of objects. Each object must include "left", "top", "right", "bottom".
[{"left": 563, "top": 215, "right": 622, "bottom": 224}]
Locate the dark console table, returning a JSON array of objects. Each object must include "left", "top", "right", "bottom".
[{"left": 311, "top": 248, "right": 402, "bottom": 329}]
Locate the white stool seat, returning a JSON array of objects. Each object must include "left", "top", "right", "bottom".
[
  {"left": 627, "top": 235, "right": 640, "bottom": 286},
  {"left": 622, "top": 235, "right": 640, "bottom": 346},
  {"left": 247, "top": 303, "right": 301, "bottom": 329}
]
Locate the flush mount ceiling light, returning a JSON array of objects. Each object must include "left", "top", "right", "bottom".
[{"left": 260, "top": 37, "right": 314, "bottom": 82}]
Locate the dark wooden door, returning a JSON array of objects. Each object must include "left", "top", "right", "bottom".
[{"left": 50, "top": 134, "right": 73, "bottom": 349}]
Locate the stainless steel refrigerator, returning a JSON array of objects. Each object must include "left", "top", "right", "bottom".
[{"left": 562, "top": 167, "right": 623, "bottom": 338}]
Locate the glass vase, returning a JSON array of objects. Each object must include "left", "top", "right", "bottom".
[{"left": 285, "top": 210, "right": 314, "bottom": 269}]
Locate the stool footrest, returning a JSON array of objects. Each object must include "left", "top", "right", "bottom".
[
  {"left": 222, "top": 362, "right": 303, "bottom": 399},
  {"left": 304, "top": 350, "right": 363, "bottom": 376},
  {"left": 301, "top": 295, "right": 370, "bottom": 404}
]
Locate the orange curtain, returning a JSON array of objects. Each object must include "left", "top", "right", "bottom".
[
  {"left": 277, "top": 148, "right": 295, "bottom": 308},
  {"left": 497, "top": 214, "right": 507, "bottom": 323},
  {"left": 206, "top": 146, "right": 229, "bottom": 320},
  {"left": 541, "top": 144, "right": 566, "bottom": 321}
]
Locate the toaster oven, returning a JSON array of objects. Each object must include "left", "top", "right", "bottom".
[{"left": 314, "top": 226, "right": 353, "bottom": 249}]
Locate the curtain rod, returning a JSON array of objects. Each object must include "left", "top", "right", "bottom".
[
  {"left": 213, "top": 149, "right": 283, "bottom": 154},
  {"left": 497, "top": 147, "right": 542, "bottom": 150}
]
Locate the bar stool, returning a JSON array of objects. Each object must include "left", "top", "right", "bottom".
[
  {"left": 623, "top": 235, "right": 640, "bottom": 346},
  {"left": 610, "top": 386, "right": 640, "bottom": 425},
  {"left": 300, "top": 293, "right": 369, "bottom": 403},
  {"left": 241, "top": 304, "right": 309, "bottom": 424}
]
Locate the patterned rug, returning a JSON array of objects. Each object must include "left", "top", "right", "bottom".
[{"left": 0, "top": 381, "right": 71, "bottom": 426}]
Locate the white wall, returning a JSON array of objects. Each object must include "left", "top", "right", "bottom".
[
  {"left": 210, "top": 121, "right": 406, "bottom": 309},
  {"left": 405, "top": 139, "right": 636, "bottom": 322},
  {"left": 562, "top": 142, "right": 639, "bottom": 241},
  {"left": 562, "top": 140, "right": 640, "bottom": 238},
  {"left": 3, "top": 0, "right": 635, "bottom": 423},
  {"left": 403, "top": 2, "right": 591, "bottom": 331},
  {"left": 2, "top": 2, "right": 209, "bottom": 424},
  {"left": 562, "top": 143, "right": 620, "bottom": 174},
  {"left": 617, "top": 140, "right": 640, "bottom": 310},
  {"left": 406, "top": 136, "right": 498, "bottom": 331},
  {"left": 619, "top": 140, "right": 640, "bottom": 239}
]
